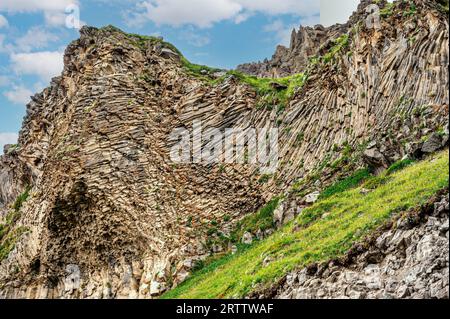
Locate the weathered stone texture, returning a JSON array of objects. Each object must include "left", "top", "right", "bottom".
[
  {"left": 270, "top": 193, "right": 449, "bottom": 299},
  {"left": 0, "top": 1, "right": 448, "bottom": 299}
]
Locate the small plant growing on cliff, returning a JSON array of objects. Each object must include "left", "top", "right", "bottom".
[
  {"left": 0, "top": 187, "right": 32, "bottom": 261},
  {"left": 6, "top": 144, "right": 19, "bottom": 155},
  {"left": 322, "top": 34, "right": 349, "bottom": 64},
  {"left": 258, "top": 174, "right": 272, "bottom": 184},
  {"left": 230, "top": 197, "right": 280, "bottom": 243},
  {"left": 380, "top": 2, "right": 395, "bottom": 18}
]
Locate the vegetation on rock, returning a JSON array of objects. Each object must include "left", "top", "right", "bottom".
[
  {"left": 162, "top": 150, "right": 449, "bottom": 298},
  {"left": 0, "top": 187, "right": 31, "bottom": 261}
]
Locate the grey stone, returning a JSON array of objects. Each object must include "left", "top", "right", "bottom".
[
  {"left": 242, "top": 232, "right": 253, "bottom": 245},
  {"left": 421, "top": 133, "right": 443, "bottom": 153},
  {"left": 305, "top": 191, "right": 320, "bottom": 204}
]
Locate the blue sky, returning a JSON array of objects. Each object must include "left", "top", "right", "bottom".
[{"left": 0, "top": 0, "right": 361, "bottom": 152}]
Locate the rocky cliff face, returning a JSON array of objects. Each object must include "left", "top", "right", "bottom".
[
  {"left": 237, "top": 23, "right": 347, "bottom": 78},
  {"left": 0, "top": 0, "right": 448, "bottom": 299},
  {"left": 236, "top": 0, "right": 381, "bottom": 78},
  {"left": 261, "top": 192, "right": 449, "bottom": 299}
]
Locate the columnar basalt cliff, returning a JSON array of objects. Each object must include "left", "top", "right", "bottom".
[
  {"left": 0, "top": 0, "right": 449, "bottom": 299},
  {"left": 257, "top": 192, "right": 450, "bottom": 299},
  {"left": 237, "top": 23, "right": 347, "bottom": 78},
  {"left": 236, "top": 0, "right": 379, "bottom": 78}
]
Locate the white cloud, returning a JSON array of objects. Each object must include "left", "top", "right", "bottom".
[
  {"left": 126, "top": 0, "right": 320, "bottom": 28},
  {"left": 127, "top": 0, "right": 242, "bottom": 28},
  {"left": 3, "top": 85, "right": 33, "bottom": 105},
  {"left": 10, "top": 51, "right": 64, "bottom": 83},
  {"left": 0, "top": 0, "right": 81, "bottom": 28},
  {"left": 182, "top": 28, "right": 211, "bottom": 47},
  {"left": 0, "top": 0, "right": 76, "bottom": 13},
  {"left": 14, "top": 27, "right": 59, "bottom": 52},
  {"left": 320, "top": 0, "right": 359, "bottom": 27},
  {"left": 237, "top": 0, "right": 319, "bottom": 16},
  {"left": 264, "top": 20, "right": 294, "bottom": 46},
  {"left": 0, "top": 133, "right": 18, "bottom": 153},
  {"left": 44, "top": 11, "right": 67, "bottom": 27},
  {"left": 0, "top": 34, "right": 13, "bottom": 53},
  {"left": 264, "top": 14, "right": 319, "bottom": 46},
  {"left": 0, "top": 14, "right": 8, "bottom": 28}
]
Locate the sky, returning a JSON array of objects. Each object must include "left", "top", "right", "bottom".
[{"left": 0, "top": 0, "right": 362, "bottom": 152}]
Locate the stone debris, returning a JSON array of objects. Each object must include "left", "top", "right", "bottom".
[{"left": 242, "top": 232, "right": 253, "bottom": 245}]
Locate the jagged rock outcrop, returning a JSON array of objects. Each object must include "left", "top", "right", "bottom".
[
  {"left": 0, "top": 26, "right": 265, "bottom": 299},
  {"left": 237, "top": 24, "right": 346, "bottom": 78},
  {"left": 0, "top": 0, "right": 448, "bottom": 299},
  {"left": 267, "top": 192, "right": 449, "bottom": 299},
  {"left": 237, "top": 0, "right": 380, "bottom": 78}
]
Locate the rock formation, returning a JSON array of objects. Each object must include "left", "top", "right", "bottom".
[
  {"left": 0, "top": 0, "right": 448, "bottom": 299},
  {"left": 236, "top": 0, "right": 390, "bottom": 78},
  {"left": 266, "top": 192, "right": 449, "bottom": 299},
  {"left": 237, "top": 24, "right": 346, "bottom": 78}
]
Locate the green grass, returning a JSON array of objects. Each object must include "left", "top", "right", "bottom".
[
  {"left": 0, "top": 227, "right": 29, "bottom": 261},
  {"left": 380, "top": 2, "right": 395, "bottom": 17},
  {"left": 437, "top": 0, "right": 449, "bottom": 13},
  {"left": 0, "top": 187, "right": 31, "bottom": 261},
  {"left": 162, "top": 150, "right": 449, "bottom": 299},
  {"left": 322, "top": 34, "right": 349, "bottom": 64},
  {"left": 227, "top": 71, "right": 306, "bottom": 109},
  {"left": 385, "top": 158, "right": 415, "bottom": 175},
  {"left": 320, "top": 169, "right": 371, "bottom": 200},
  {"left": 230, "top": 198, "right": 280, "bottom": 244},
  {"left": 12, "top": 186, "right": 30, "bottom": 213}
]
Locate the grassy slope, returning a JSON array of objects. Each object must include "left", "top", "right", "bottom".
[{"left": 163, "top": 150, "right": 449, "bottom": 299}]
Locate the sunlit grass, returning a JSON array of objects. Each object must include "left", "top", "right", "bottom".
[{"left": 163, "top": 150, "right": 449, "bottom": 299}]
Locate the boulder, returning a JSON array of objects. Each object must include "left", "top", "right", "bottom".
[
  {"left": 242, "top": 232, "right": 253, "bottom": 245},
  {"left": 150, "top": 280, "right": 162, "bottom": 296},
  {"left": 421, "top": 133, "right": 443, "bottom": 154},
  {"left": 160, "top": 48, "right": 180, "bottom": 60},
  {"left": 305, "top": 192, "right": 320, "bottom": 204},
  {"left": 363, "top": 147, "right": 389, "bottom": 173}
]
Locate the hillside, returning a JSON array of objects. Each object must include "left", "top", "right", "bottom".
[
  {"left": 0, "top": 0, "right": 449, "bottom": 299},
  {"left": 163, "top": 151, "right": 449, "bottom": 298}
]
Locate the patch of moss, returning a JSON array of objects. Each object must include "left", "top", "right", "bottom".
[
  {"left": 226, "top": 71, "right": 306, "bottom": 107},
  {"left": 258, "top": 174, "right": 272, "bottom": 185},
  {"left": 380, "top": 2, "right": 395, "bottom": 17},
  {"left": 0, "top": 227, "right": 29, "bottom": 261},
  {"left": 322, "top": 34, "right": 350, "bottom": 64},
  {"left": 386, "top": 158, "right": 415, "bottom": 176},
  {"left": 12, "top": 186, "right": 30, "bottom": 215}
]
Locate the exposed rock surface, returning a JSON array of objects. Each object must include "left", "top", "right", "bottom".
[
  {"left": 237, "top": 0, "right": 377, "bottom": 78},
  {"left": 237, "top": 24, "right": 346, "bottom": 78},
  {"left": 0, "top": 0, "right": 448, "bottom": 299},
  {"left": 269, "top": 192, "right": 449, "bottom": 299},
  {"left": 0, "top": 27, "right": 264, "bottom": 299}
]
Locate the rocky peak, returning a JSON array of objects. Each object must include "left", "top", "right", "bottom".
[{"left": 236, "top": 0, "right": 394, "bottom": 78}]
